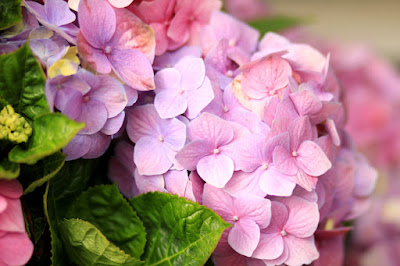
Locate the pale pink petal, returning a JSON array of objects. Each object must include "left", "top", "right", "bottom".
[
  {"left": 281, "top": 196, "right": 319, "bottom": 238},
  {"left": 259, "top": 167, "right": 296, "bottom": 197},
  {"left": 134, "top": 169, "right": 165, "bottom": 194},
  {"left": 228, "top": 218, "right": 260, "bottom": 257},
  {"left": 273, "top": 145, "right": 298, "bottom": 176},
  {"left": 189, "top": 171, "right": 204, "bottom": 204},
  {"left": 134, "top": 137, "right": 172, "bottom": 175},
  {"left": 252, "top": 233, "right": 284, "bottom": 260},
  {"left": 76, "top": 98, "right": 108, "bottom": 135},
  {"left": 188, "top": 113, "right": 234, "bottom": 147},
  {"left": 202, "top": 184, "right": 235, "bottom": 220},
  {"left": 159, "top": 118, "right": 187, "bottom": 151},
  {"left": 184, "top": 77, "right": 214, "bottom": 119},
  {"left": 235, "top": 194, "right": 271, "bottom": 228},
  {"left": 262, "top": 201, "right": 289, "bottom": 234},
  {"left": 224, "top": 170, "right": 266, "bottom": 198},
  {"left": 289, "top": 116, "right": 313, "bottom": 150},
  {"left": 297, "top": 141, "right": 332, "bottom": 176},
  {"left": 0, "top": 199, "right": 24, "bottom": 232},
  {"left": 325, "top": 118, "right": 341, "bottom": 146},
  {"left": 175, "top": 140, "right": 213, "bottom": 170},
  {"left": 295, "top": 170, "right": 318, "bottom": 192},
  {"left": 290, "top": 89, "right": 322, "bottom": 117},
  {"left": 175, "top": 57, "right": 206, "bottom": 91},
  {"left": 154, "top": 68, "right": 181, "bottom": 93},
  {"left": 45, "top": 0, "right": 76, "bottom": 26},
  {"left": 155, "top": 90, "right": 187, "bottom": 119},
  {"left": 78, "top": 0, "right": 116, "bottom": 48},
  {"left": 197, "top": 154, "right": 234, "bottom": 188},
  {"left": 164, "top": 170, "right": 189, "bottom": 197},
  {"left": 284, "top": 235, "right": 319, "bottom": 266}
]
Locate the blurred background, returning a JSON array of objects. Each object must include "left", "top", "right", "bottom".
[{"left": 269, "top": 0, "right": 400, "bottom": 64}]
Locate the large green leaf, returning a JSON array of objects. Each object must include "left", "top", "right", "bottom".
[
  {"left": 0, "top": 42, "right": 48, "bottom": 121},
  {"left": 19, "top": 151, "right": 65, "bottom": 194},
  {"left": 8, "top": 113, "right": 84, "bottom": 164},
  {"left": 44, "top": 159, "right": 99, "bottom": 266},
  {"left": 0, "top": 0, "right": 21, "bottom": 30},
  {"left": 0, "top": 157, "right": 19, "bottom": 179},
  {"left": 248, "top": 16, "right": 302, "bottom": 36},
  {"left": 59, "top": 219, "right": 143, "bottom": 266},
  {"left": 67, "top": 185, "right": 146, "bottom": 259},
  {"left": 129, "top": 192, "right": 231, "bottom": 266}
]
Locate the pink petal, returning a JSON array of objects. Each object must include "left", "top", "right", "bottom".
[
  {"left": 184, "top": 77, "right": 214, "bottom": 119},
  {"left": 108, "top": 48, "right": 155, "bottom": 91},
  {"left": 175, "top": 140, "right": 213, "bottom": 170},
  {"left": 0, "top": 199, "right": 25, "bottom": 232},
  {"left": 197, "top": 154, "right": 234, "bottom": 188},
  {"left": 228, "top": 218, "right": 260, "bottom": 257},
  {"left": 154, "top": 90, "right": 187, "bottom": 119},
  {"left": 235, "top": 194, "right": 271, "bottom": 228},
  {"left": 284, "top": 235, "right": 319, "bottom": 266},
  {"left": 289, "top": 116, "right": 313, "bottom": 150},
  {"left": 159, "top": 118, "right": 187, "bottom": 151},
  {"left": 77, "top": 32, "right": 112, "bottom": 74},
  {"left": 189, "top": 171, "right": 204, "bottom": 204},
  {"left": 124, "top": 85, "right": 139, "bottom": 107},
  {"left": 78, "top": 0, "right": 116, "bottom": 48},
  {"left": 259, "top": 167, "right": 296, "bottom": 197},
  {"left": 175, "top": 57, "right": 206, "bottom": 91},
  {"left": 297, "top": 140, "right": 332, "bottom": 176},
  {"left": 188, "top": 113, "right": 234, "bottom": 147},
  {"left": 164, "top": 170, "right": 189, "bottom": 197},
  {"left": 0, "top": 179, "right": 23, "bottom": 199},
  {"left": 325, "top": 118, "right": 341, "bottom": 146},
  {"left": 111, "top": 8, "right": 155, "bottom": 62},
  {"left": 262, "top": 201, "right": 289, "bottom": 234},
  {"left": 54, "top": 88, "right": 83, "bottom": 120},
  {"left": 281, "top": 196, "right": 319, "bottom": 238},
  {"left": 0, "top": 232, "right": 34, "bottom": 266},
  {"left": 224, "top": 170, "right": 266, "bottom": 198},
  {"left": 202, "top": 184, "right": 235, "bottom": 220},
  {"left": 295, "top": 170, "right": 318, "bottom": 192},
  {"left": 134, "top": 137, "right": 172, "bottom": 175},
  {"left": 252, "top": 232, "right": 284, "bottom": 260},
  {"left": 0, "top": 196, "right": 7, "bottom": 213},
  {"left": 241, "top": 55, "right": 292, "bottom": 100},
  {"left": 45, "top": 0, "right": 76, "bottom": 26},
  {"left": 273, "top": 145, "right": 298, "bottom": 176},
  {"left": 290, "top": 89, "right": 322, "bottom": 117}
]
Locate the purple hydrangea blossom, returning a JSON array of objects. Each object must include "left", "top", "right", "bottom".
[
  {"left": 126, "top": 104, "right": 186, "bottom": 175},
  {"left": 77, "top": 0, "right": 156, "bottom": 90},
  {"left": 154, "top": 57, "right": 214, "bottom": 119}
]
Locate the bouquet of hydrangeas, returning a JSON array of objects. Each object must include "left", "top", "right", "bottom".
[{"left": 0, "top": 0, "right": 377, "bottom": 265}]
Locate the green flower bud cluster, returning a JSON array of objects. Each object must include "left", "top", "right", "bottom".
[{"left": 0, "top": 105, "right": 32, "bottom": 144}]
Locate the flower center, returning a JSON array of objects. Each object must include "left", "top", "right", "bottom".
[
  {"left": 229, "top": 39, "right": 236, "bottom": 47},
  {"left": 83, "top": 95, "right": 90, "bottom": 103},
  {"left": 261, "top": 163, "right": 269, "bottom": 170},
  {"left": 280, "top": 230, "right": 287, "bottom": 236},
  {"left": 213, "top": 148, "right": 220, "bottom": 154},
  {"left": 189, "top": 15, "right": 195, "bottom": 21},
  {"left": 223, "top": 106, "right": 229, "bottom": 112},
  {"left": 226, "top": 70, "right": 233, "bottom": 78},
  {"left": 178, "top": 88, "right": 184, "bottom": 94},
  {"left": 233, "top": 216, "right": 239, "bottom": 221},
  {"left": 158, "top": 135, "right": 164, "bottom": 142},
  {"left": 292, "top": 151, "right": 298, "bottom": 157},
  {"left": 104, "top": 46, "right": 112, "bottom": 54}
]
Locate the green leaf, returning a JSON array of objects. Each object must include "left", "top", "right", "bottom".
[
  {"left": 129, "top": 192, "right": 231, "bottom": 266},
  {"left": 67, "top": 185, "right": 146, "bottom": 259},
  {"left": 8, "top": 113, "right": 84, "bottom": 164},
  {"left": 248, "top": 16, "right": 302, "bottom": 35},
  {"left": 0, "top": 157, "right": 19, "bottom": 179},
  {"left": 19, "top": 151, "right": 65, "bottom": 194},
  {"left": 45, "top": 159, "right": 99, "bottom": 266},
  {"left": 0, "top": 42, "right": 49, "bottom": 121},
  {"left": 0, "top": 0, "right": 22, "bottom": 30},
  {"left": 59, "top": 219, "right": 143, "bottom": 266}
]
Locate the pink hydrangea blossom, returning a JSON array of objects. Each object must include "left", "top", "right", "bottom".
[{"left": 0, "top": 180, "right": 34, "bottom": 266}]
